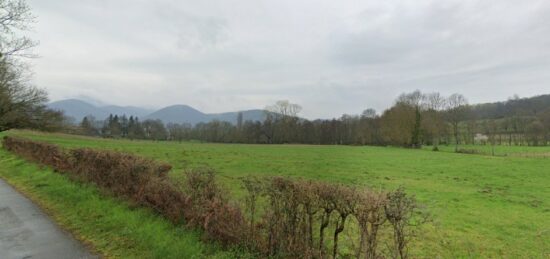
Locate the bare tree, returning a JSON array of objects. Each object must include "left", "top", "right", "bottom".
[
  {"left": 0, "top": 59, "right": 48, "bottom": 131},
  {"left": 264, "top": 100, "right": 302, "bottom": 143},
  {"left": 361, "top": 108, "right": 377, "bottom": 119},
  {"left": 425, "top": 92, "right": 446, "bottom": 111},
  {"left": 266, "top": 100, "right": 302, "bottom": 119},
  {"left": 423, "top": 92, "right": 446, "bottom": 149},
  {"left": 0, "top": 0, "right": 51, "bottom": 132},
  {"left": 396, "top": 90, "right": 425, "bottom": 109},
  {"left": 0, "top": 0, "right": 37, "bottom": 58},
  {"left": 445, "top": 94, "right": 469, "bottom": 152}
]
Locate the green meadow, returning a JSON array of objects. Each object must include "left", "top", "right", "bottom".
[{"left": 1, "top": 130, "right": 549, "bottom": 258}]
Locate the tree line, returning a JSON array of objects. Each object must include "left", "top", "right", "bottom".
[{"left": 77, "top": 91, "right": 550, "bottom": 147}]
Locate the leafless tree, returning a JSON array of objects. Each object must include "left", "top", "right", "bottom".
[
  {"left": 0, "top": 59, "right": 47, "bottom": 131},
  {"left": 0, "top": 0, "right": 37, "bottom": 58},
  {"left": 361, "top": 108, "right": 377, "bottom": 119},
  {"left": 266, "top": 100, "right": 302, "bottom": 119},
  {"left": 396, "top": 90, "right": 426, "bottom": 109},
  {"left": 0, "top": 0, "right": 52, "bottom": 132},
  {"left": 445, "top": 93, "right": 469, "bottom": 152},
  {"left": 425, "top": 92, "right": 446, "bottom": 111},
  {"left": 422, "top": 92, "right": 446, "bottom": 149},
  {"left": 264, "top": 100, "right": 302, "bottom": 143}
]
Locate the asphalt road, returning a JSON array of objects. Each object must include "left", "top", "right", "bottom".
[{"left": 0, "top": 179, "right": 97, "bottom": 259}]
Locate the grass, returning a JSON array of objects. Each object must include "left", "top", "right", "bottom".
[
  {"left": 2, "top": 130, "right": 550, "bottom": 258},
  {"left": 0, "top": 135, "right": 246, "bottom": 258}
]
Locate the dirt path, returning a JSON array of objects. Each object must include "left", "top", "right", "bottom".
[{"left": 0, "top": 179, "right": 97, "bottom": 259}]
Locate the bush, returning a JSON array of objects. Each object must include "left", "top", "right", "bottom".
[
  {"left": 2, "top": 136, "right": 72, "bottom": 171},
  {"left": 241, "top": 177, "right": 426, "bottom": 259},
  {"left": 456, "top": 148, "right": 481, "bottom": 154},
  {"left": 2, "top": 136, "right": 186, "bottom": 225},
  {"left": 182, "top": 169, "right": 245, "bottom": 247}
]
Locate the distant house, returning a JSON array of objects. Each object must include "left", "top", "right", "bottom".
[{"left": 474, "top": 133, "right": 489, "bottom": 144}]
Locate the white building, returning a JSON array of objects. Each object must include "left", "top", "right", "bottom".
[{"left": 474, "top": 133, "right": 489, "bottom": 144}]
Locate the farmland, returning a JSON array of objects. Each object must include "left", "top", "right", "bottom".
[{"left": 1, "top": 130, "right": 549, "bottom": 258}]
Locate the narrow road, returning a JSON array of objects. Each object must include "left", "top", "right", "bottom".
[{"left": 0, "top": 179, "right": 97, "bottom": 259}]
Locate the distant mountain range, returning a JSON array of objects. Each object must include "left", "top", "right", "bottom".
[{"left": 48, "top": 99, "right": 266, "bottom": 125}]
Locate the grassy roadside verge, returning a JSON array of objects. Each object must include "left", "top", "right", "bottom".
[{"left": 0, "top": 147, "right": 242, "bottom": 258}]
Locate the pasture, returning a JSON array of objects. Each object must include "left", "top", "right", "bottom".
[{"left": 2, "top": 130, "right": 549, "bottom": 258}]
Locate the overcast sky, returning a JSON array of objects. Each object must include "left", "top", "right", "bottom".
[{"left": 27, "top": 0, "right": 550, "bottom": 119}]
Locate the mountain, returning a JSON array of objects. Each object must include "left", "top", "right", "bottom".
[
  {"left": 471, "top": 94, "right": 550, "bottom": 119},
  {"left": 145, "top": 105, "right": 207, "bottom": 124},
  {"left": 144, "top": 105, "right": 266, "bottom": 124},
  {"left": 48, "top": 99, "right": 266, "bottom": 125},
  {"left": 102, "top": 105, "right": 153, "bottom": 118},
  {"left": 48, "top": 99, "right": 153, "bottom": 121},
  {"left": 209, "top": 110, "right": 267, "bottom": 124},
  {"left": 48, "top": 99, "right": 109, "bottom": 120}
]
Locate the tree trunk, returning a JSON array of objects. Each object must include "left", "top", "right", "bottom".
[
  {"left": 356, "top": 227, "right": 366, "bottom": 259},
  {"left": 333, "top": 216, "right": 347, "bottom": 259},
  {"left": 319, "top": 210, "right": 331, "bottom": 257}
]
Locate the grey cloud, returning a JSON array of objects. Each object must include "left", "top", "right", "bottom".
[
  {"left": 153, "top": 5, "right": 229, "bottom": 51},
  {"left": 27, "top": 0, "right": 550, "bottom": 119}
]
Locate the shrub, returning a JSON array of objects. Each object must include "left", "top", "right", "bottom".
[
  {"left": 242, "top": 177, "right": 427, "bottom": 259},
  {"left": 2, "top": 137, "right": 188, "bottom": 223},
  {"left": 456, "top": 148, "right": 481, "bottom": 154},
  {"left": 201, "top": 198, "right": 245, "bottom": 246},
  {"left": 69, "top": 148, "right": 170, "bottom": 191},
  {"left": 2, "top": 136, "right": 71, "bottom": 171},
  {"left": 354, "top": 190, "right": 387, "bottom": 259},
  {"left": 183, "top": 169, "right": 245, "bottom": 247},
  {"left": 137, "top": 176, "right": 189, "bottom": 224},
  {"left": 385, "top": 187, "right": 429, "bottom": 259}
]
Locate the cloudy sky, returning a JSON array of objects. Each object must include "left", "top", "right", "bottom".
[{"left": 27, "top": 0, "right": 550, "bottom": 119}]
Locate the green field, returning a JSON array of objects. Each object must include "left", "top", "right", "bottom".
[{"left": 1, "top": 130, "right": 549, "bottom": 258}]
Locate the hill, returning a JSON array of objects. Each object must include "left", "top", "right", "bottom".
[
  {"left": 48, "top": 99, "right": 266, "bottom": 125},
  {"left": 48, "top": 99, "right": 152, "bottom": 121},
  {"left": 471, "top": 94, "right": 550, "bottom": 119},
  {"left": 144, "top": 105, "right": 206, "bottom": 124},
  {"left": 144, "top": 105, "right": 266, "bottom": 124}
]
